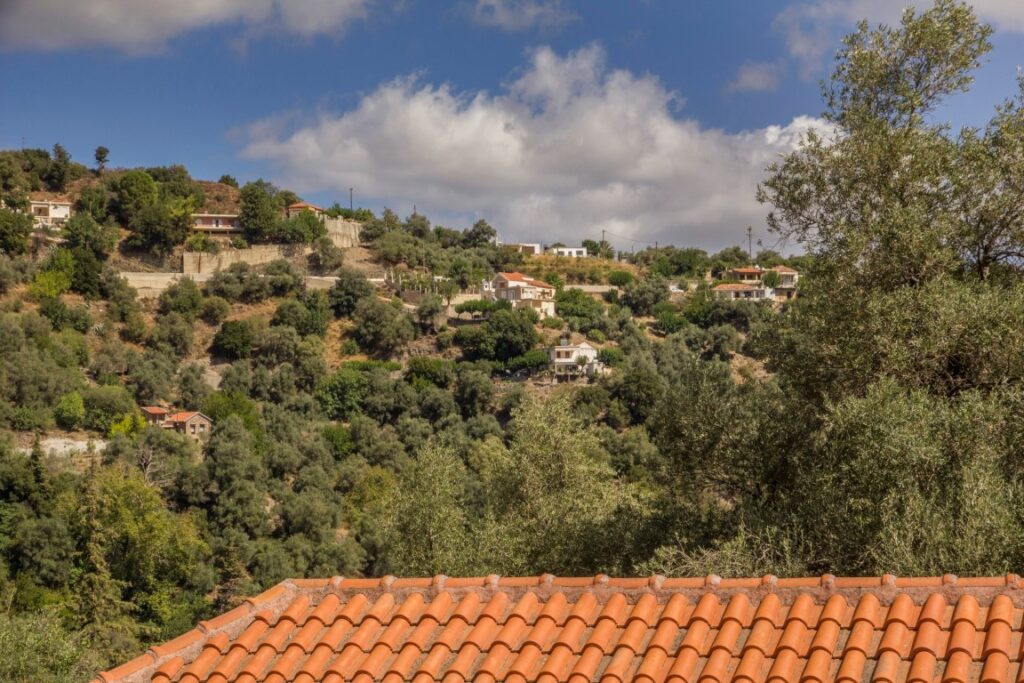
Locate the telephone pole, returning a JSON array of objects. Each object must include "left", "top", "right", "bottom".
[
  {"left": 349, "top": 188, "right": 353, "bottom": 211},
  {"left": 746, "top": 226, "right": 753, "bottom": 263}
]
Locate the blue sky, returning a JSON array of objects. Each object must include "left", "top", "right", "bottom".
[{"left": 2, "top": 0, "right": 1023, "bottom": 250}]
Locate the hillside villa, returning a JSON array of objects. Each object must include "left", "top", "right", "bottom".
[
  {"left": 28, "top": 192, "right": 72, "bottom": 228},
  {"left": 725, "top": 266, "right": 765, "bottom": 283},
  {"left": 490, "top": 272, "right": 556, "bottom": 318},
  {"left": 770, "top": 264, "right": 800, "bottom": 299},
  {"left": 191, "top": 213, "right": 242, "bottom": 235},
  {"left": 141, "top": 406, "right": 213, "bottom": 443},
  {"left": 548, "top": 246, "right": 588, "bottom": 258},
  {"left": 711, "top": 282, "right": 775, "bottom": 301},
  {"left": 717, "top": 264, "right": 800, "bottom": 302},
  {"left": 286, "top": 201, "right": 325, "bottom": 219},
  {"left": 549, "top": 339, "right": 606, "bottom": 379}
]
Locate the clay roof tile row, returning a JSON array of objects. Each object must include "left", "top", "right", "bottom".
[{"left": 95, "top": 574, "right": 1024, "bottom": 683}]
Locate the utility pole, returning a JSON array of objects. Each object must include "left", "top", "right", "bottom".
[
  {"left": 746, "top": 226, "right": 753, "bottom": 263},
  {"left": 349, "top": 188, "right": 353, "bottom": 211}
]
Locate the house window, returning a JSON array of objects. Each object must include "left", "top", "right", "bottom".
[
  {"left": 190, "top": 423, "right": 196, "bottom": 434},
  {"left": 199, "top": 423, "right": 206, "bottom": 432},
  {"left": 213, "top": 218, "right": 221, "bottom": 227}
]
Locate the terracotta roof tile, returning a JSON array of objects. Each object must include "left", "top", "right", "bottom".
[
  {"left": 497, "top": 271, "right": 555, "bottom": 289},
  {"left": 95, "top": 575, "right": 1024, "bottom": 683}
]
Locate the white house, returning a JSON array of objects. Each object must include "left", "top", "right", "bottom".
[
  {"left": 711, "top": 283, "right": 774, "bottom": 301},
  {"left": 549, "top": 340, "right": 605, "bottom": 378},
  {"left": 491, "top": 272, "right": 556, "bottom": 318},
  {"left": 28, "top": 193, "right": 72, "bottom": 228},
  {"left": 768, "top": 265, "right": 800, "bottom": 300},
  {"left": 725, "top": 266, "right": 764, "bottom": 283},
  {"left": 191, "top": 213, "right": 242, "bottom": 235},
  {"left": 548, "top": 246, "right": 588, "bottom": 258}
]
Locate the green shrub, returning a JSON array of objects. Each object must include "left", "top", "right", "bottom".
[
  {"left": 607, "top": 270, "right": 634, "bottom": 287},
  {"left": 211, "top": 320, "right": 255, "bottom": 359},
  {"left": 54, "top": 392, "right": 85, "bottom": 429},
  {"left": 541, "top": 316, "right": 565, "bottom": 330},
  {"left": 200, "top": 296, "right": 230, "bottom": 325},
  {"left": 597, "top": 347, "right": 626, "bottom": 367},
  {"left": 406, "top": 357, "right": 456, "bottom": 388},
  {"left": 184, "top": 233, "right": 220, "bottom": 253}
]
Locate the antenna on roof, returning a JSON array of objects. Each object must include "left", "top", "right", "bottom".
[{"left": 746, "top": 226, "right": 753, "bottom": 262}]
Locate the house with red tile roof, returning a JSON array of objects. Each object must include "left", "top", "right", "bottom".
[
  {"left": 718, "top": 265, "right": 800, "bottom": 302},
  {"left": 140, "top": 406, "right": 169, "bottom": 426},
  {"left": 725, "top": 266, "right": 765, "bottom": 283},
  {"left": 92, "top": 573, "right": 1024, "bottom": 683},
  {"left": 286, "top": 201, "right": 325, "bottom": 220},
  {"left": 491, "top": 272, "right": 557, "bottom": 319},
  {"left": 140, "top": 407, "right": 212, "bottom": 442}
]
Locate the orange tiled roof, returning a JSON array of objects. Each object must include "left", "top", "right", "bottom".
[
  {"left": 713, "top": 283, "right": 762, "bottom": 291},
  {"left": 140, "top": 406, "right": 169, "bottom": 416},
  {"left": 729, "top": 267, "right": 764, "bottom": 274},
  {"left": 166, "top": 411, "right": 202, "bottom": 423},
  {"left": 94, "top": 573, "right": 1024, "bottom": 683},
  {"left": 288, "top": 201, "right": 323, "bottom": 212},
  {"left": 498, "top": 272, "right": 554, "bottom": 290},
  {"left": 770, "top": 265, "right": 798, "bottom": 274}
]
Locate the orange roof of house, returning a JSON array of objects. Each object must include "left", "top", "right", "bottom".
[
  {"left": 166, "top": 411, "right": 203, "bottom": 423},
  {"left": 93, "top": 573, "right": 1024, "bottom": 683},
  {"left": 288, "top": 201, "right": 323, "bottom": 212},
  {"left": 498, "top": 272, "right": 554, "bottom": 289},
  {"left": 771, "top": 265, "right": 799, "bottom": 274},
  {"left": 140, "top": 406, "right": 169, "bottom": 415},
  {"left": 729, "top": 267, "right": 764, "bottom": 274},
  {"left": 713, "top": 283, "right": 761, "bottom": 291}
]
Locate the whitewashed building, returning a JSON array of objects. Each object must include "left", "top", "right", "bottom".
[
  {"left": 491, "top": 272, "right": 556, "bottom": 318},
  {"left": 29, "top": 193, "right": 72, "bottom": 228},
  {"left": 711, "top": 283, "right": 775, "bottom": 301},
  {"left": 548, "top": 246, "right": 588, "bottom": 258},
  {"left": 549, "top": 340, "right": 605, "bottom": 378}
]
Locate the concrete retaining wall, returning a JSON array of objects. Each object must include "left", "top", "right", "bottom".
[
  {"left": 325, "top": 219, "right": 361, "bottom": 248},
  {"left": 183, "top": 244, "right": 308, "bottom": 275}
]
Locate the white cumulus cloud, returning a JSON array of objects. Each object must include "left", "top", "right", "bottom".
[
  {"left": 0, "top": 0, "right": 371, "bottom": 52},
  {"left": 242, "top": 45, "right": 828, "bottom": 250}
]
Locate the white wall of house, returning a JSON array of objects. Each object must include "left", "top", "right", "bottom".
[
  {"left": 549, "top": 247, "right": 588, "bottom": 258},
  {"left": 713, "top": 286, "right": 774, "bottom": 301},
  {"left": 549, "top": 341, "right": 604, "bottom": 376},
  {"left": 491, "top": 273, "right": 557, "bottom": 318},
  {"left": 30, "top": 200, "right": 71, "bottom": 228}
]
